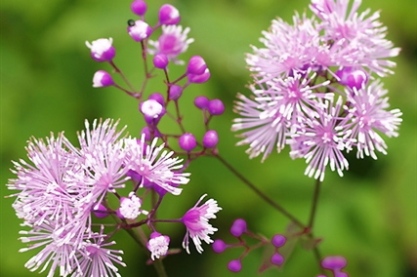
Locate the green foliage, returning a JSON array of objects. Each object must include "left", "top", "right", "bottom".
[{"left": 1, "top": 0, "right": 416, "bottom": 276}]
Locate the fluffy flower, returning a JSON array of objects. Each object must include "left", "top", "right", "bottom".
[
  {"left": 181, "top": 194, "right": 221, "bottom": 254},
  {"left": 124, "top": 136, "right": 190, "bottom": 195},
  {"left": 289, "top": 96, "right": 353, "bottom": 181},
  {"left": 310, "top": 0, "right": 400, "bottom": 76},
  {"left": 147, "top": 232, "right": 170, "bottom": 260},
  {"left": 342, "top": 80, "right": 402, "bottom": 159},
  {"left": 232, "top": 73, "right": 331, "bottom": 161},
  {"left": 148, "top": 25, "right": 194, "bottom": 64}
]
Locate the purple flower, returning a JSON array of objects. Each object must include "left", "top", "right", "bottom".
[
  {"left": 310, "top": 0, "right": 400, "bottom": 76},
  {"left": 181, "top": 194, "right": 221, "bottom": 254},
  {"left": 289, "top": 96, "right": 353, "bottom": 181},
  {"left": 118, "top": 193, "right": 147, "bottom": 220},
  {"left": 148, "top": 25, "right": 194, "bottom": 64},
  {"left": 124, "top": 136, "right": 190, "bottom": 195},
  {"left": 246, "top": 14, "right": 324, "bottom": 82},
  {"left": 92, "top": 70, "right": 114, "bottom": 87},
  {"left": 147, "top": 232, "right": 170, "bottom": 260},
  {"left": 127, "top": 20, "right": 152, "bottom": 42},
  {"left": 232, "top": 73, "right": 330, "bottom": 161},
  {"left": 85, "top": 38, "right": 115, "bottom": 62},
  {"left": 342, "top": 81, "right": 402, "bottom": 159},
  {"left": 73, "top": 226, "right": 125, "bottom": 277}
]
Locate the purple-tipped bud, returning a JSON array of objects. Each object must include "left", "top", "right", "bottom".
[
  {"left": 147, "top": 232, "right": 170, "bottom": 260},
  {"left": 270, "top": 253, "right": 285, "bottom": 266},
  {"left": 140, "top": 99, "right": 165, "bottom": 124},
  {"left": 86, "top": 38, "right": 115, "bottom": 62},
  {"left": 322, "top": 256, "right": 347, "bottom": 270},
  {"left": 127, "top": 20, "right": 152, "bottom": 41},
  {"left": 336, "top": 66, "right": 368, "bottom": 90},
  {"left": 194, "top": 95, "right": 209, "bottom": 109},
  {"left": 227, "top": 259, "right": 242, "bottom": 273},
  {"left": 271, "top": 234, "right": 286, "bottom": 248},
  {"left": 92, "top": 70, "right": 114, "bottom": 87},
  {"left": 153, "top": 53, "right": 169, "bottom": 69},
  {"left": 92, "top": 203, "right": 109, "bottom": 218},
  {"left": 187, "top": 68, "right": 211, "bottom": 83},
  {"left": 158, "top": 4, "right": 180, "bottom": 25},
  {"left": 169, "top": 85, "right": 183, "bottom": 100},
  {"left": 202, "top": 130, "right": 219, "bottom": 148},
  {"left": 179, "top": 133, "right": 197, "bottom": 152},
  {"left": 187, "top": 55, "right": 207, "bottom": 75},
  {"left": 212, "top": 239, "right": 227, "bottom": 253},
  {"left": 131, "top": 0, "right": 147, "bottom": 16},
  {"left": 148, "top": 92, "right": 165, "bottom": 106},
  {"left": 230, "top": 218, "right": 247, "bottom": 237},
  {"left": 208, "top": 99, "right": 225, "bottom": 115}
]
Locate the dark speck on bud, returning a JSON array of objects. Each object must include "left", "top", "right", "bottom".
[{"left": 127, "top": 19, "right": 136, "bottom": 27}]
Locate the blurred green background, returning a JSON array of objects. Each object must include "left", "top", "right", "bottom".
[{"left": 1, "top": 0, "right": 416, "bottom": 276}]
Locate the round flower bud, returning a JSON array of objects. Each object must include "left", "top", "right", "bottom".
[
  {"left": 148, "top": 92, "right": 165, "bottom": 106},
  {"left": 322, "top": 256, "right": 347, "bottom": 270},
  {"left": 270, "top": 253, "right": 284, "bottom": 266},
  {"left": 158, "top": 4, "right": 180, "bottom": 25},
  {"left": 202, "top": 130, "right": 218, "bottom": 148},
  {"left": 271, "top": 234, "right": 286, "bottom": 248},
  {"left": 119, "top": 194, "right": 143, "bottom": 220},
  {"left": 153, "top": 53, "right": 169, "bottom": 69},
  {"left": 85, "top": 38, "right": 115, "bottom": 62},
  {"left": 131, "top": 0, "right": 147, "bottom": 16},
  {"left": 140, "top": 99, "right": 165, "bottom": 125},
  {"left": 187, "top": 55, "right": 207, "bottom": 75},
  {"left": 92, "top": 70, "right": 114, "bottom": 87},
  {"left": 336, "top": 66, "right": 368, "bottom": 90},
  {"left": 179, "top": 133, "right": 197, "bottom": 152},
  {"left": 92, "top": 203, "right": 109, "bottom": 218},
  {"left": 187, "top": 68, "right": 211, "bottom": 84},
  {"left": 169, "top": 85, "right": 183, "bottom": 100},
  {"left": 212, "top": 239, "right": 227, "bottom": 253},
  {"left": 230, "top": 218, "right": 247, "bottom": 237},
  {"left": 208, "top": 99, "right": 225, "bottom": 115},
  {"left": 227, "top": 259, "right": 242, "bottom": 273},
  {"left": 194, "top": 95, "right": 209, "bottom": 110},
  {"left": 127, "top": 20, "right": 152, "bottom": 41}
]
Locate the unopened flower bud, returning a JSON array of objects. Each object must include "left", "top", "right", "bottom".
[
  {"left": 187, "top": 56, "right": 207, "bottom": 75},
  {"left": 227, "top": 259, "right": 242, "bottom": 273},
  {"left": 270, "top": 253, "right": 284, "bottom": 266},
  {"left": 179, "top": 133, "right": 197, "bottom": 152},
  {"left": 92, "top": 203, "right": 109, "bottom": 218},
  {"left": 148, "top": 92, "right": 165, "bottom": 106},
  {"left": 187, "top": 68, "right": 211, "bottom": 83},
  {"left": 92, "top": 70, "right": 114, "bottom": 87},
  {"left": 140, "top": 99, "right": 165, "bottom": 124},
  {"left": 230, "top": 218, "right": 247, "bottom": 237},
  {"left": 336, "top": 66, "right": 368, "bottom": 90},
  {"left": 271, "top": 234, "right": 286, "bottom": 248},
  {"left": 131, "top": 0, "right": 147, "bottom": 16},
  {"left": 86, "top": 38, "right": 115, "bottom": 62},
  {"left": 194, "top": 95, "right": 209, "bottom": 109},
  {"left": 212, "top": 239, "right": 227, "bottom": 253},
  {"left": 208, "top": 99, "right": 225, "bottom": 115},
  {"left": 158, "top": 4, "right": 180, "bottom": 25},
  {"left": 322, "top": 256, "right": 347, "bottom": 270},
  {"left": 202, "top": 130, "right": 218, "bottom": 148},
  {"left": 153, "top": 53, "right": 169, "bottom": 69},
  {"left": 147, "top": 232, "right": 170, "bottom": 260},
  {"left": 169, "top": 85, "right": 183, "bottom": 100},
  {"left": 127, "top": 20, "right": 152, "bottom": 41}
]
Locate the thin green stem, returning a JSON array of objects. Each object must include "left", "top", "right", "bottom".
[
  {"left": 308, "top": 179, "right": 322, "bottom": 229},
  {"left": 152, "top": 260, "right": 168, "bottom": 277},
  {"left": 214, "top": 154, "right": 306, "bottom": 230}
]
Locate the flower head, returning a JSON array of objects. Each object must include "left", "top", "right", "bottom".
[
  {"left": 342, "top": 80, "right": 402, "bottom": 159},
  {"left": 85, "top": 38, "right": 115, "bottom": 62},
  {"left": 181, "top": 194, "right": 221, "bottom": 254},
  {"left": 124, "top": 136, "right": 190, "bottom": 195},
  {"left": 147, "top": 232, "right": 170, "bottom": 260},
  {"left": 148, "top": 25, "right": 194, "bottom": 64}
]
